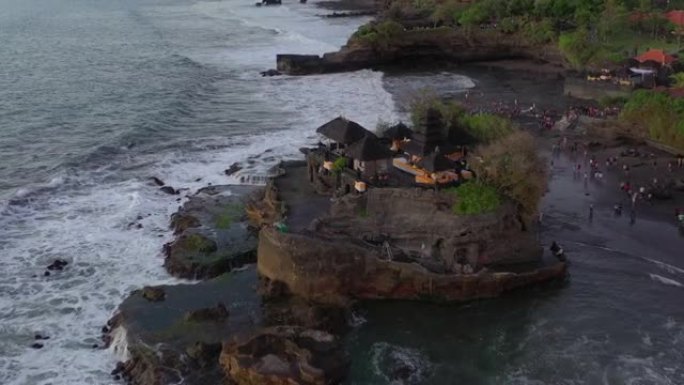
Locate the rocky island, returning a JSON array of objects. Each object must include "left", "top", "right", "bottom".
[
  {"left": 105, "top": 94, "right": 568, "bottom": 384},
  {"left": 102, "top": 1, "right": 684, "bottom": 384}
]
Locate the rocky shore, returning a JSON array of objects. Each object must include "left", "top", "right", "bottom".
[
  {"left": 163, "top": 185, "right": 261, "bottom": 279},
  {"left": 105, "top": 148, "right": 569, "bottom": 385},
  {"left": 276, "top": 29, "right": 565, "bottom": 75}
]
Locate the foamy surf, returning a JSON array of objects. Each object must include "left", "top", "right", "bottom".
[
  {"left": 649, "top": 274, "right": 683, "bottom": 288},
  {"left": 0, "top": 0, "right": 407, "bottom": 384},
  {"left": 370, "top": 342, "right": 432, "bottom": 385}
]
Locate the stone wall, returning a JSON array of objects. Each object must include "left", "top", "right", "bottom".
[
  {"left": 325, "top": 187, "right": 541, "bottom": 267},
  {"left": 257, "top": 228, "right": 565, "bottom": 305}
]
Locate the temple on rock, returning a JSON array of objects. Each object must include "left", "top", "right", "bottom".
[{"left": 308, "top": 109, "right": 472, "bottom": 195}]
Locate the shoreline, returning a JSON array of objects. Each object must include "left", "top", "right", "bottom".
[{"left": 102, "top": 3, "right": 684, "bottom": 385}]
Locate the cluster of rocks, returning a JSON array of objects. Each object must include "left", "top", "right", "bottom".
[
  {"left": 162, "top": 185, "right": 261, "bottom": 279},
  {"left": 106, "top": 181, "right": 353, "bottom": 385},
  {"left": 276, "top": 29, "right": 565, "bottom": 75},
  {"left": 106, "top": 266, "right": 350, "bottom": 385},
  {"left": 106, "top": 160, "right": 566, "bottom": 385}
]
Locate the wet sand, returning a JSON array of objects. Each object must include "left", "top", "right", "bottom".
[{"left": 348, "top": 70, "right": 684, "bottom": 382}]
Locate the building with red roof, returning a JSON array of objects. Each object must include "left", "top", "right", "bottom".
[
  {"left": 665, "top": 10, "right": 684, "bottom": 27},
  {"left": 634, "top": 49, "right": 677, "bottom": 66}
]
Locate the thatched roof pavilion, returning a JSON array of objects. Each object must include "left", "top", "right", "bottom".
[
  {"left": 383, "top": 122, "right": 413, "bottom": 140},
  {"left": 316, "top": 117, "right": 375, "bottom": 144},
  {"left": 345, "top": 136, "right": 394, "bottom": 161}
]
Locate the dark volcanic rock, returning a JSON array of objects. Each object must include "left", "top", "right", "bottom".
[
  {"left": 169, "top": 212, "right": 201, "bottom": 235},
  {"left": 150, "top": 177, "right": 165, "bottom": 187},
  {"left": 141, "top": 286, "right": 166, "bottom": 302},
  {"left": 260, "top": 69, "right": 282, "bottom": 77},
  {"left": 160, "top": 186, "right": 178, "bottom": 195},
  {"left": 224, "top": 162, "right": 243, "bottom": 176},
  {"left": 105, "top": 268, "right": 262, "bottom": 385},
  {"left": 260, "top": 291, "right": 350, "bottom": 335},
  {"left": 186, "top": 342, "right": 223, "bottom": 369},
  {"left": 184, "top": 303, "right": 229, "bottom": 322},
  {"left": 47, "top": 259, "right": 68, "bottom": 271},
  {"left": 220, "top": 325, "right": 349, "bottom": 385},
  {"left": 277, "top": 29, "right": 565, "bottom": 75},
  {"left": 163, "top": 185, "right": 262, "bottom": 279},
  {"left": 31, "top": 343, "right": 44, "bottom": 349},
  {"left": 105, "top": 267, "right": 352, "bottom": 385}
]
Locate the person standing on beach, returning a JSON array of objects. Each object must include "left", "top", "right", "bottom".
[{"left": 589, "top": 204, "right": 594, "bottom": 221}]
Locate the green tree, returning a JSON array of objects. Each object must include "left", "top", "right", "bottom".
[
  {"left": 470, "top": 131, "right": 547, "bottom": 222},
  {"left": 671, "top": 72, "right": 684, "bottom": 88}
]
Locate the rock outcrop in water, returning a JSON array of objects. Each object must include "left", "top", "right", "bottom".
[
  {"left": 277, "top": 29, "right": 564, "bottom": 75},
  {"left": 106, "top": 266, "right": 350, "bottom": 385},
  {"left": 252, "top": 161, "right": 566, "bottom": 305},
  {"left": 219, "top": 326, "right": 349, "bottom": 385},
  {"left": 163, "top": 185, "right": 261, "bottom": 279}
]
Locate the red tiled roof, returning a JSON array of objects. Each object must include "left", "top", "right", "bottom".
[
  {"left": 665, "top": 10, "right": 684, "bottom": 27},
  {"left": 634, "top": 49, "right": 677, "bottom": 65}
]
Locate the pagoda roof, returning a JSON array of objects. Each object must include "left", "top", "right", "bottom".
[
  {"left": 316, "top": 117, "right": 376, "bottom": 144},
  {"left": 383, "top": 122, "right": 413, "bottom": 140},
  {"left": 418, "top": 152, "right": 453, "bottom": 173},
  {"left": 345, "top": 135, "right": 394, "bottom": 161}
]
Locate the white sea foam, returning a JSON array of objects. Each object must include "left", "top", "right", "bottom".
[
  {"left": 0, "top": 1, "right": 468, "bottom": 384},
  {"left": 0, "top": 179, "right": 180, "bottom": 385},
  {"left": 649, "top": 274, "right": 683, "bottom": 288},
  {"left": 370, "top": 342, "right": 432, "bottom": 385},
  {"left": 643, "top": 257, "right": 684, "bottom": 276}
]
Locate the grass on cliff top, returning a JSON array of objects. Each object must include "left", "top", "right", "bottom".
[
  {"left": 470, "top": 131, "right": 547, "bottom": 223},
  {"left": 409, "top": 91, "right": 516, "bottom": 144},
  {"left": 447, "top": 181, "right": 501, "bottom": 215},
  {"left": 620, "top": 89, "right": 684, "bottom": 150},
  {"left": 214, "top": 203, "right": 244, "bottom": 229}
]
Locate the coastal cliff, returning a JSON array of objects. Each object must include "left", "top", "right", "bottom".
[
  {"left": 253, "top": 161, "right": 565, "bottom": 305},
  {"left": 277, "top": 28, "right": 565, "bottom": 75},
  {"left": 259, "top": 227, "right": 565, "bottom": 305}
]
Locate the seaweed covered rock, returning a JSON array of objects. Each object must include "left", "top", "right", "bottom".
[
  {"left": 219, "top": 326, "right": 349, "bottom": 385},
  {"left": 163, "top": 185, "right": 262, "bottom": 279},
  {"left": 141, "top": 286, "right": 166, "bottom": 302},
  {"left": 184, "top": 303, "right": 229, "bottom": 322}
]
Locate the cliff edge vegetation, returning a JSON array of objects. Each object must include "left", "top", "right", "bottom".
[
  {"left": 350, "top": 0, "right": 684, "bottom": 70},
  {"left": 409, "top": 93, "right": 547, "bottom": 222},
  {"left": 620, "top": 88, "right": 684, "bottom": 150}
]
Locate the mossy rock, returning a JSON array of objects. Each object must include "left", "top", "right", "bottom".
[
  {"left": 170, "top": 213, "right": 201, "bottom": 235},
  {"left": 141, "top": 286, "right": 166, "bottom": 302}
]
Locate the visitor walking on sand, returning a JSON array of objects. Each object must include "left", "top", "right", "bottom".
[{"left": 589, "top": 204, "right": 594, "bottom": 221}]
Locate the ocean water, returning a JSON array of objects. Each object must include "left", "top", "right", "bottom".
[
  {"left": 2, "top": 0, "right": 684, "bottom": 384},
  {"left": 0, "top": 0, "right": 398, "bottom": 383}
]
